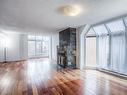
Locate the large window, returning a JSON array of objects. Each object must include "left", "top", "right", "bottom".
[
  {"left": 85, "top": 17, "right": 127, "bottom": 75},
  {"left": 28, "top": 35, "right": 50, "bottom": 58}
]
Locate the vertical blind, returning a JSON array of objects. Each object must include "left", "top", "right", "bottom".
[
  {"left": 93, "top": 25, "right": 109, "bottom": 69},
  {"left": 85, "top": 37, "right": 96, "bottom": 67},
  {"left": 86, "top": 17, "right": 127, "bottom": 75},
  {"left": 106, "top": 19, "right": 126, "bottom": 74}
]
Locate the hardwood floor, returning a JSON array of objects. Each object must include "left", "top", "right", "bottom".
[{"left": 0, "top": 58, "right": 127, "bottom": 95}]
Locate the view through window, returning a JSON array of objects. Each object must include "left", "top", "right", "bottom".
[
  {"left": 28, "top": 35, "right": 50, "bottom": 58},
  {"left": 85, "top": 17, "right": 127, "bottom": 75}
]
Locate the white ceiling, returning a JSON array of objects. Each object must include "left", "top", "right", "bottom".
[{"left": 0, "top": 0, "right": 127, "bottom": 34}]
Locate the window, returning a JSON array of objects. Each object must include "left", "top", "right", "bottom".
[
  {"left": 110, "top": 35, "right": 125, "bottom": 72},
  {"left": 85, "top": 37, "right": 96, "bottom": 67},
  {"left": 85, "top": 16, "right": 127, "bottom": 75},
  {"left": 28, "top": 35, "right": 50, "bottom": 58},
  {"left": 36, "top": 36, "right": 42, "bottom": 40},
  {"left": 106, "top": 19, "right": 125, "bottom": 33},
  {"left": 86, "top": 28, "right": 96, "bottom": 37},
  {"left": 28, "top": 35, "right": 36, "bottom": 40},
  {"left": 106, "top": 19, "right": 126, "bottom": 73},
  {"left": 93, "top": 24, "right": 109, "bottom": 35},
  {"left": 28, "top": 41, "right": 36, "bottom": 56},
  {"left": 92, "top": 24, "right": 110, "bottom": 69},
  {"left": 36, "top": 41, "right": 42, "bottom": 55},
  {"left": 124, "top": 17, "right": 127, "bottom": 26},
  {"left": 98, "top": 36, "right": 109, "bottom": 69}
]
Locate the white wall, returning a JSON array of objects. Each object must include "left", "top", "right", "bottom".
[
  {"left": 0, "top": 35, "right": 4, "bottom": 62},
  {"left": 51, "top": 33, "right": 59, "bottom": 61},
  {"left": 0, "top": 32, "right": 28, "bottom": 62},
  {"left": 6, "top": 33, "right": 20, "bottom": 61}
]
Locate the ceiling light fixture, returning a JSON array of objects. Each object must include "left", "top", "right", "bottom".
[{"left": 58, "top": 5, "right": 82, "bottom": 16}]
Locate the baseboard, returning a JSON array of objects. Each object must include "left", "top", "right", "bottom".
[
  {"left": 97, "top": 68, "right": 127, "bottom": 79},
  {"left": 28, "top": 56, "right": 49, "bottom": 59},
  {"left": 0, "top": 59, "right": 27, "bottom": 63},
  {"left": 83, "top": 67, "right": 127, "bottom": 79},
  {"left": 85, "top": 66, "right": 97, "bottom": 70}
]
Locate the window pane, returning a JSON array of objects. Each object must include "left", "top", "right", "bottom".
[
  {"left": 42, "top": 40, "right": 49, "bottom": 56},
  {"left": 28, "top": 35, "right": 36, "bottom": 40},
  {"left": 93, "top": 24, "right": 108, "bottom": 35},
  {"left": 36, "top": 36, "right": 42, "bottom": 41},
  {"left": 98, "top": 36, "right": 109, "bottom": 69},
  {"left": 36, "top": 41, "right": 42, "bottom": 55},
  {"left": 28, "top": 35, "right": 50, "bottom": 58},
  {"left": 43, "top": 37, "right": 49, "bottom": 41},
  {"left": 28, "top": 41, "right": 35, "bottom": 56},
  {"left": 124, "top": 17, "right": 127, "bottom": 27},
  {"left": 106, "top": 19, "right": 125, "bottom": 33},
  {"left": 86, "top": 28, "right": 96, "bottom": 36},
  {"left": 86, "top": 37, "right": 96, "bottom": 67},
  {"left": 110, "top": 35, "right": 125, "bottom": 73}
]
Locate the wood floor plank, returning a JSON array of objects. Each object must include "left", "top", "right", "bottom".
[{"left": 0, "top": 58, "right": 127, "bottom": 95}]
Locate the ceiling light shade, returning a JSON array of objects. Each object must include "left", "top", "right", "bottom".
[{"left": 58, "top": 5, "right": 82, "bottom": 16}]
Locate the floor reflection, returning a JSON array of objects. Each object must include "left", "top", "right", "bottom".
[
  {"left": 0, "top": 58, "right": 127, "bottom": 95},
  {"left": 27, "top": 58, "right": 54, "bottom": 84}
]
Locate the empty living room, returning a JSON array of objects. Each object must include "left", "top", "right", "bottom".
[{"left": 0, "top": 0, "right": 127, "bottom": 95}]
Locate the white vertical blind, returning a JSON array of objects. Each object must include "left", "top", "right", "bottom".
[
  {"left": 93, "top": 25, "right": 109, "bottom": 69},
  {"left": 85, "top": 37, "right": 96, "bottom": 67},
  {"left": 106, "top": 19, "right": 126, "bottom": 74},
  {"left": 98, "top": 36, "right": 109, "bottom": 69},
  {"left": 86, "top": 17, "right": 127, "bottom": 75},
  {"left": 110, "top": 35, "right": 125, "bottom": 73},
  {"left": 123, "top": 17, "right": 127, "bottom": 74}
]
